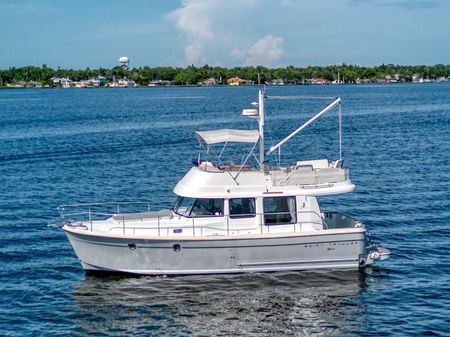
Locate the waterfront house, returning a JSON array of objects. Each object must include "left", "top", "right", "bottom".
[
  {"left": 204, "top": 77, "right": 218, "bottom": 86},
  {"left": 227, "top": 77, "right": 254, "bottom": 86},
  {"left": 109, "top": 78, "right": 137, "bottom": 87},
  {"left": 118, "top": 78, "right": 137, "bottom": 87},
  {"left": 51, "top": 77, "right": 73, "bottom": 88},
  {"left": 311, "top": 77, "right": 330, "bottom": 85}
]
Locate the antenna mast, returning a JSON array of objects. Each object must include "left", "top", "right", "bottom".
[{"left": 258, "top": 89, "right": 265, "bottom": 170}]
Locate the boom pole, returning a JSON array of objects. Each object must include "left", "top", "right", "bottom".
[{"left": 267, "top": 97, "right": 341, "bottom": 155}]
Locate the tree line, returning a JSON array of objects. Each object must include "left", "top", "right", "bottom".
[{"left": 1, "top": 63, "right": 449, "bottom": 86}]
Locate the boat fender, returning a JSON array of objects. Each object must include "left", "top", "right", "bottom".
[
  {"left": 173, "top": 244, "right": 181, "bottom": 252},
  {"left": 128, "top": 243, "right": 136, "bottom": 250}
]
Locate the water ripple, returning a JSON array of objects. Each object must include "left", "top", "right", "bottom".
[{"left": 0, "top": 84, "right": 449, "bottom": 336}]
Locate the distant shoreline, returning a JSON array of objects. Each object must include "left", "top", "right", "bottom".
[
  {"left": 1, "top": 81, "right": 449, "bottom": 90},
  {"left": 1, "top": 64, "right": 449, "bottom": 88}
]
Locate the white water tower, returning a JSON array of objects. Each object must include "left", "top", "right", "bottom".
[{"left": 119, "top": 56, "right": 129, "bottom": 69}]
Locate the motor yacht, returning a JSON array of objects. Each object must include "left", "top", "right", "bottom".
[{"left": 59, "top": 90, "right": 390, "bottom": 275}]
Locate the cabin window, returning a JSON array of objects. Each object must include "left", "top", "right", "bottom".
[
  {"left": 191, "top": 199, "right": 224, "bottom": 216},
  {"left": 229, "top": 198, "right": 256, "bottom": 218},
  {"left": 173, "top": 197, "right": 224, "bottom": 217},
  {"left": 263, "top": 196, "right": 296, "bottom": 225}
]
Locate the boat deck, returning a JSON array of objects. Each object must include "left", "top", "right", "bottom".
[{"left": 62, "top": 207, "right": 363, "bottom": 238}]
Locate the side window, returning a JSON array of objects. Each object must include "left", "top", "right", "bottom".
[
  {"left": 191, "top": 199, "right": 224, "bottom": 217},
  {"left": 263, "top": 196, "right": 296, "bottom": 225},
  {"left": 229, "top": 198, "right": 256, "bottom": 218}
]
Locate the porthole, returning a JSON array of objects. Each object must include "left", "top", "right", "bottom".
[{"left": 173, "top": 244, "right": 181, "bottom": 252}]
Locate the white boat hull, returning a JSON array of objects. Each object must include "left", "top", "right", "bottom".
[{"left": 64, "top": 227, "right": 370, "bottom": 275}]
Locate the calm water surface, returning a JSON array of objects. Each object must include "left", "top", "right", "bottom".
[{"left": 0, "top": 84, "right": 449, "bottom": 336}]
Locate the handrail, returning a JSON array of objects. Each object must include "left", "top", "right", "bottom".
[
  {"left": 58, "top": 200, "right": 152, "bottom": 208},
  {"left": 58, "top": 200, "right": 152, "bottom": 212},
  {"left": 58, "top": 200, "right": 153, "bottom": 219},
  {"left": 62, "top": 206, "right": 334, "bottom": 236}
]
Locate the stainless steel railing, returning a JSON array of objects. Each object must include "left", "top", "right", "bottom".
[
  {"left": 58, "top": 201, "right": 154, "bottom": 233},
  {"left": 58, "top": 201, "right": 152, "bottom": 216},
  {"left": 59, "top": 202, "right": 338, "bottom": 236}
]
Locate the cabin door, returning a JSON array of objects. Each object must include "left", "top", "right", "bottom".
[{"left": 227, "top": 198, "right": 258, "bottom": 234}]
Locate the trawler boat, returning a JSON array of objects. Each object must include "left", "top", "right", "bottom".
[{"left": 59, "top": 90, "right": 390, "bottom": 275}]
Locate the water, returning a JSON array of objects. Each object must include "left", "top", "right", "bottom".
[{"left": 0, "top": 84, "right": 449, "bottom": 336}]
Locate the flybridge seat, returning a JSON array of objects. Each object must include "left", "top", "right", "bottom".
[
  {"left": 296, "top": 159, "right": 343, "bottom": 169},
  {"left": 270, "top": 159, "right": 348, "bottom": 186},
  {"left": 295, "top": 159, "right": 329, "bottom": 169}
]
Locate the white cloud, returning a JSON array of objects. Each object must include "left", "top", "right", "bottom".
[
  {"left": 184, "top": 44, "right": 203, "bottom": 65},
  {"left": 230, "top": 48, "right": 246, "bottom": 61},
  {"left": 231, "top": 35, "right": 285, "bottom": 67},
  {"left": 169, "top": 0, "right": 287, "bottom": 66},
  {"left": 172, "top": 1, "right": 215, "bottom": 40},
  {"left": 170, "top": 0, "right": 218, "bottom": 65}
]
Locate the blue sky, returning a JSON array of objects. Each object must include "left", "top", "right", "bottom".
[{"left": 0, "top": 0, "right": 449, "bottom": 68}]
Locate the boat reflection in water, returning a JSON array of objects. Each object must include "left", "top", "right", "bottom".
[{"left": 72, "top": 271, "right": 375, "bottom": 336}]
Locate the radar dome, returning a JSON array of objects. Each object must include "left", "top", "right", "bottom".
[{"left": 119, "top": 56, "right": 129, "bottom": 63}]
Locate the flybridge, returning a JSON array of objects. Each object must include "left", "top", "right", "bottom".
[{"left": 195, "top": 90, "right": 344, "bottom": 172}]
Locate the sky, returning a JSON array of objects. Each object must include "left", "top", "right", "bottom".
[{"left": 0, "top": 0, "right": 449, "bottom": 69}]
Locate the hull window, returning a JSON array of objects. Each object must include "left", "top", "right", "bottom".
[
  {"left": 229, "top": 198, "right": 256, "bottom": 218},
  {"left": 263, "top": 196, "right": 296, "bottom": 225}
]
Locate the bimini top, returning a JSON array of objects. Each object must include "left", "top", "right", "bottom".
[{"left": 195, "top": 129, "right": 260, "bottom": 145}]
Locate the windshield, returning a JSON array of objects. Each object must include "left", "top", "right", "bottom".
[
  {"left": 173, "top": 197, "right": 224, "bottom": 217},
  {"left": 173, "top": 197, "right": 196, "bottom": 216}
]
